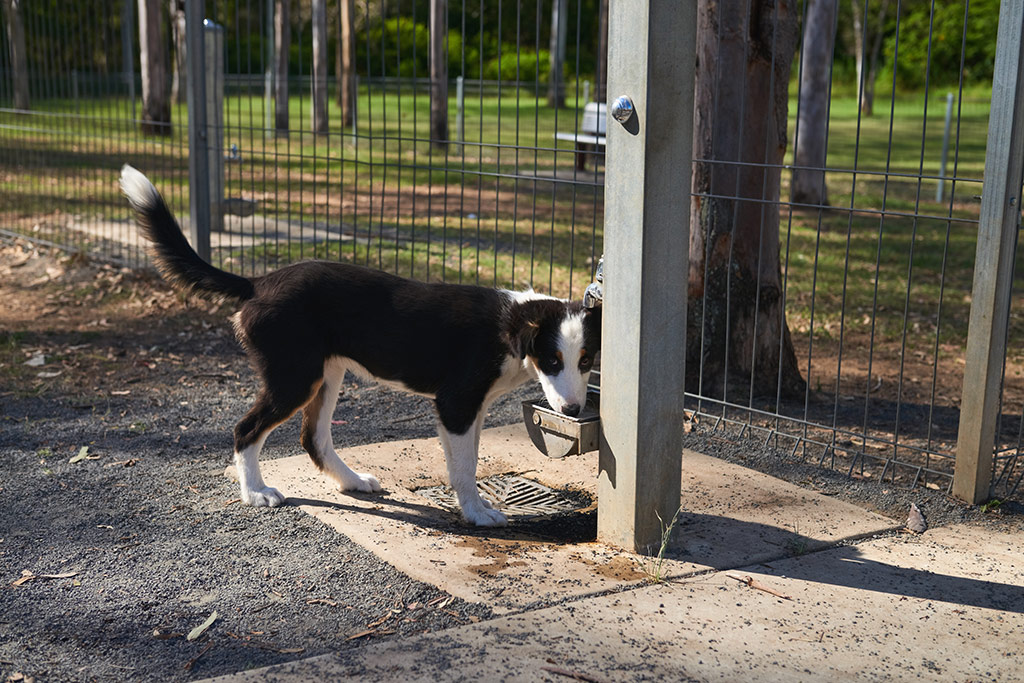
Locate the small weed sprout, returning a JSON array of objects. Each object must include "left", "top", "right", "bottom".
[
  {"left": 980, "top": 499, "right": 1003, "bottom": 513},
  {"left": 645, "top": 506, "right": 683, "bottom": 583}
]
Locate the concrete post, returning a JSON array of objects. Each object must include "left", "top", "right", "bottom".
[
  {"left": 185, "top": 0, "right": 211, "bottom": 260},
  {"left": 597, "top": 0, "right": 696, "bottom": 553},
  {"left": 954, "top": 1, "right": 1024, "bottom": 504}
]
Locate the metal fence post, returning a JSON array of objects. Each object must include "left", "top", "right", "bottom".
[
  {"left": 456, "top": 75, "right": 464, "bottom": 151},
  {"left": 935, "top": 92, "right": 954, "bottom": 203},
  {"left": 597, "top": 0, "right": 695, "bottom": 553},
  {"left": 205, "top": 20, "right": 225, "bottom": 234},
  {"left": 953, "top": 1, "right": 1024, "bottom": 504},
  {"left": 185, "top": 0, "right": 211, "bottom": 261}
]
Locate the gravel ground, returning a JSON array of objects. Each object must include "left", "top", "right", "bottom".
[
  {"left": 1, "top": 241, "right": 1020, "bottom": 682},
  {"left": 0, "top": 325, "right": 534, "bottom": 681},
  {"left": 0, "top": 243, "right": 532, "bottom": 681}
]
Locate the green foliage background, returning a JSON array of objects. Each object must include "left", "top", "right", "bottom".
[{"left": 0, "top": 0, "right": 1001, "bottom": 99}]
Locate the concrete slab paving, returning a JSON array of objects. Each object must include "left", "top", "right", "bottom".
[
  {"left": 209, "top": 523, "right": 1024, "bottom": 682},
  {"left": 249, "top": 425, "right": 899, "bottom": 615}
]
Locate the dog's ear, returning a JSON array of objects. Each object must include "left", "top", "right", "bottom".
[
  {"left": 505, "top": 302, "right": 543, "bottom": 359},
  {"left": 583, "top": 304, "right": 601, "bottom": 345}
]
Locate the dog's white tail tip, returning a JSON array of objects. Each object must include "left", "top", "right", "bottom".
[{"left": 119, "top": 164, "right": 159, "bottom": 210}]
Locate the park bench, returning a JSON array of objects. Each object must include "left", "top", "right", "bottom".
[{"left": 554, "top": 102, "right": 606, "bottom": 171}]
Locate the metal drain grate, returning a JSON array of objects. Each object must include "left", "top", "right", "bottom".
[{"left": 415, "top": 475, "right": 584, "bottom": 518}]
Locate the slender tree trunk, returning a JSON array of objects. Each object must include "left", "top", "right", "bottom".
[
  {"left": 547, "top": 0, "right": 567, "bottom": 108},
  {"left": 689, "top": 0, "right": 805, "bottom": 399},
  {"left": 138, "top": 0, "right": 171, "bottom": 135},
  {"left": 851, "top": 0, "right": 889, "bottom": 117},
  {"left": 169, "top": 0, "right": 186, "bottom": 105},
  {"left": 1, "top": 0, "right": 29, "bottom": 110},
  {"left": 335, "top": 0, "right": 355, "bottom": 127},
  {"left": 274, "top": 0, "right": 290, "bottom": 136},
  {"left": 311, "top": 0, "right": 328, "bottom": 133},
  {"left": 851, "top": 0, "right": 865, "bottom": 111},
  {"left": 429, "top": 0, "right": 448, "bottom": 148},
  {"left": 596, "top": 0, "right": 608, "bottom": 103},
  {"left": 791, "top": 0, "right": 836, "bottom": 207}
]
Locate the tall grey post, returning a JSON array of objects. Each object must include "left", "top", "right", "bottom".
[
  {"left": 954, "top": 2, "right": 1024, "bottom": 504},
  {"left": 204, "top": 20, "right": 225, "bottom": 234},
  {"left": 185, "top": 0, "right": 211, "bottom": 261},
  {"left": 597, "top": 0, "right": 695, "bottom": 552}
]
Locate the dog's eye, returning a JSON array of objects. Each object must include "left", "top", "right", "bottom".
[
  {"left": 541, "top": 357, "right": 561, "bottom": 373},
  {"left": 579, "top": 356, "right": 593, "bottom": 371}
]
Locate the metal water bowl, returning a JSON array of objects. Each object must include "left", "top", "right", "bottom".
[{"left": 522, "top": 391, "right": 601, "bottom": 459}]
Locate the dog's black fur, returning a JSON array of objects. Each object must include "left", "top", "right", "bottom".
[{"left": 120, "top": 165, "right": 600, "bottom": 526}]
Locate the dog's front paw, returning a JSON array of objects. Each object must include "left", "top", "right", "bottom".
[
  {"left": 462, "top": 505, "right": 508, "bottom": 527},
  {"left": 338, "top": 472, "right": 382, "bottom": 493},
  {"left": 242, "top": 486, "right": 286, "bottom": 507}
]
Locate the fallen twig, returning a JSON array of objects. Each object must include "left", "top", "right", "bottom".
[
  {"left": 726, "top": 574, "right": 793, "bottom": 601},
  {"left": 11, "top": 570, "right": 78, "bottom": 587},
  {"left": 540, "top": 665, "right": 607, "bottom": 683},
  {"left": 183, "top": 641, "right": 214, "bottom": 670},
  {"left": 346, "top": 629, "right": 377, "bottom": 641},
  {"left": 305, "top": 598, "right": 338, "bottom": 607}
]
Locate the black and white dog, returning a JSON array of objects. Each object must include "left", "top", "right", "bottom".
[{"left": 120, "top": 165, "right": 600, "bottom": 527}]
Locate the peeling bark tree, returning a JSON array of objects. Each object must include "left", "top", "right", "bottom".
[
  {"left": 689, "top": 0, "right": 806, "bottom": 399},
  {"left": 311, "top": 0, "right": 328, "bottom": 134},
  {"left": 274, "top": 0, "right": 290, "bottom": 136},
  {"left": 596, "top": 0, "right": 608, "bottom": 103},
  {"left": 2, "top": 0, "right": 29, "bottom": 110},
  {"left": 429, "top": 0, "right": 448, "bottom": 148},
  {"left": 547, "top": 0, "right": 567, "bottom": 108},
  {"left": 169, "top": 0, "right": 186, "bottom": 105},
  {"left": 335, "top": 0, "right": 356, "bottom": 127},
  {"left": 791, "top": 0, "right": 837, "bottom": 207},
  {"left": 137, "top": 0, "right": 171, "bottom": 135},
  {"left": 851, "top": 0, "right": 889, "bottom": 116}
]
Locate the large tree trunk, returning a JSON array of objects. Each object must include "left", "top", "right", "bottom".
[
  {"left": 689, "top": 0, "right": 805, "bottom": 399},
  {"left": 335, "top": 0, "right": 356, "bottom": 127},
  {"left": 138, "top": 0, "right": 171, "bottom": 135},
  {"left": 2, "top": 0, "right": 29, "bottom": 110},
  {"left": 274, "top": 0, "right": 290, "bottom": 136},
  {"left": 547, "top": 0, "right": 567, "bottom": 108},
  {"left": 791, "top": 0, "right": 836, "bottom": 207},
  {"left": 311, "top": 0, "right": 328, "bottom": 133},
  {"left": 429, "top": 0, "right": 448, "bottom": 148},
  {"left": 169, "top": 0, "right": 186, "bottom": 105}
]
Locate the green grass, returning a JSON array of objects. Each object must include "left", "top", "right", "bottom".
[{"left": 1, "top": 87, "right": 1000, "bottom": 349}]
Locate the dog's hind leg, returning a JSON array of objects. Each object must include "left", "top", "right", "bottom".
[
  {"left": 233, "top": 371, "right": 322, "bottom": 507},
  {"left": 438, "top": 414, "right": 507, "bottom": 527},
  {"left": 300, "top": 358, "right": 382, "bottom": 493}
]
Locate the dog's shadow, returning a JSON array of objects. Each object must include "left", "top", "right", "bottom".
[{"left": 285, "top": 491, "right": 597, "bottom": 545}]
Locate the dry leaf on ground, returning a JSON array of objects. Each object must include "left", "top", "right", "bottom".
[{"left": 186, "top": 611, "right": 218, "bottom": 642}]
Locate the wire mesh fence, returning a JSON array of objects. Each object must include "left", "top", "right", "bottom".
[{"left": 1, "top": 0, "right": 1020, "bottom": 499}]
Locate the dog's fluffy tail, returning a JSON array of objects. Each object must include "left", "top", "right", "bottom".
[{"left": 120, "top": 164, "right": 254, "bottom": 301}]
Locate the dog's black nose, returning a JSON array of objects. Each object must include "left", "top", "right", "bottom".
[{"left": 562, "top": 403, "right": 581, "bottom": 417}]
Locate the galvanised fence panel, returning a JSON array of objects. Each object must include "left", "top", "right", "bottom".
[{"left": 1, "top": 0, "right": 1018, "bottom": 500}]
